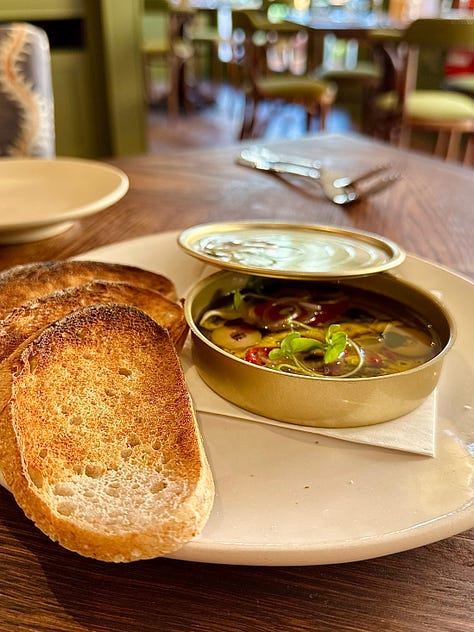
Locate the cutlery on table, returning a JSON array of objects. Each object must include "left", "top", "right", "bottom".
[
  {"left": 317, "top": 168, "right": 401, "bottom": 205},
  {"left": 240, "top": 146, "right": 322, "bottom": 170},
  {"left": 236, "top": 154, "right": 321, "bottom": 180},
  {"left": 237, "top": 147, "right": 400, "bottom": 205}
]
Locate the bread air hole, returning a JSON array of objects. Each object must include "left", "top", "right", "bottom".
[
  {"left": 57, "top": 501, "right": 75, "bottom": 516},
  {"left": 118, "top": 367, "right": 132, "bottom": 377},
  {"left": 151, "top": 480, "right": 167, "bottom": 494},
  {"left": 28, "top": 356, "right": 39, "bottom": 372},
  {"left": 28, "top": 466, "right": 43, "bottom": 488},
  {"left": 120, "top": 448, "right": 132, "bottom": 459},
  {"left": 69, "top": 415, "right": 82, "bottom": 426},
  {"left": 39, "top": 448, "right": 48, "bottom": 459},
  {"left": 54, "top": 482, "right": 75, "bottom": 496},
  {"left": 152, "top": 439, "right": 162, "bottom": 451},
  {"left": 106, "top": 485, "right": 120, "bottom": 497},
  {"left": 126, "top": 434, "right": 140, "bottom": 447},
  {"left": 85, "top": 463, "right": 104, "bottom": 478}
]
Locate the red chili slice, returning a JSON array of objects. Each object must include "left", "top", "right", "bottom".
[
  {"left": 304, "top": 299, "right": 350, "bottom": 325},
  {"left": 253, "top": 298, "right": 349, "bottom": 329},
  {"left": 254, "top": 300, "right": 299, "bottom": 321},
  {"left": 364, "top": 350, "right": 384, "bottom": 366},
  {"left": 244, "top": 346, "right": 274, "bottom": 366}
]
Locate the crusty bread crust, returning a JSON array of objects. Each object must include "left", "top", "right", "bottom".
[
  {"left": 0, "top": 304, "right": 214, "bottom": 562},
  {"left": 0, "top": 260, "right": 176, "bottom": 319},
  {"left": 0, "top": 280, "right": 188, "bottom": 361}
]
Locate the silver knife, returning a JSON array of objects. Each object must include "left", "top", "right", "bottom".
[
  {"left": 236, "top": 154, "right": 321, "bottom": 179},
  {"left": 240, "top": 147, "right": 322, "bottom": 170}
]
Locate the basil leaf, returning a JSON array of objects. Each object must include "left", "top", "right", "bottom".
[
  {"left": 233, "top": 290, "right": 243, "bottom": 310},
  {"left": 279, "top": 332, "right": 301, "bottom": 355},
  {"left": 289, "top": 338, "right": 325, "bottom": 354},
  {"left": 268, "top": 348, "right": 284, "bottom": 360},
  {"left": 324, "top": 344, "right": 342, "bottom": 364}
]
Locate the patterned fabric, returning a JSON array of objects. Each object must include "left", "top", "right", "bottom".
[{"left": 0, "top": 23, "right": 55, "bottom": 157}]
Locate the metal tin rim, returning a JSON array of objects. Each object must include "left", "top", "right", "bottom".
[
  {"left": 177, "top": 221, "right": 406, "bottom": 279},
  {"left": 184, "top": 269, "right": 456, "bottom": 384}
]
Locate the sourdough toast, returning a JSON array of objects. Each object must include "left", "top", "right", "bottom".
[
  {"left": 0, "top": 260, "right": 177, "bottom": 319},
  {"left": 0, "top": 304, "right": 214, "bottom": 562},
  {"left": 0, "top": 280, "right": 188, "bottom": 361}
]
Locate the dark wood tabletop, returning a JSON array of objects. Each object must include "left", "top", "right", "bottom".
[{"left": 0, "top": 133, "right": 473, "bottom": 632}]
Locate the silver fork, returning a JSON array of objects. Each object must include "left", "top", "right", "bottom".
[
  {"left": 237, "top": 149, "right": 400, "bottom": 205},
  {"left": 318, "top": 167, "right": 401, "bottom": 205},
  {"left": 241, "top": 147, "right": 392, "bottom": 182}
]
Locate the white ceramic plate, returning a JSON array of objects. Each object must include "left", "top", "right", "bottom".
[
  {"left": 70, "top": 231, "right": 473, "bottom": 566},
  {"left": 0, "top": 158, "right": 129, "bottom": 244}
]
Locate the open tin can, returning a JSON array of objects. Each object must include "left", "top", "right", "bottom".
[{"left": 179, "top": 222, "right": 455, "bottom": 428}]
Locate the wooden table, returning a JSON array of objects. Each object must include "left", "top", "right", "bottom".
[
  {"left": 286, "top": 8, "right": 397, "bottom": 39},
  {"left": 284, "top": 8, "right": 401, "bottom": 72},
  {"left": 0, "top": 133, "right": 473, "bottom": 631}
]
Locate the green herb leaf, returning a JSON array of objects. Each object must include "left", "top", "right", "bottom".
[
  {"left": 287, "top": 337, "right": 325, "bottom": 354},
  {"left": 280, "top": 331, "right": 302, "bottom": 355},
  {"left": 269, "top": 327, "right": 349, "bottom": 370},
  {"left": 323, "top": 324, "right": 348, "bottom": 364},
  {"left": 324, "top": 342, "right": 344, "bottom": 364},
  {"left": 268, "top": 348, "right": 283, "bottom": 360},
  {"left": 233, "top": 290, "right": 243, "bottom": 311}
]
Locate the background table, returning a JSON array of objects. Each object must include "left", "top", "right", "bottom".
[
  {"left": 0, "top": 133, "right": 472, "bottom": 632},
  {"left": 1, "top": 133, "right": 471, "bottom": 277},
  {"left": 285, "top": 8, "right": 400, "bottom": 72}
]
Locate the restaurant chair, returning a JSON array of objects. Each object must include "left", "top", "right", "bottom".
[
  {"left": 314, "top": 35, "right": 383, "bottom": 134},
  {"left": 442, "top": 73, "right": 474, "bottom": 163},
  {"left": 443, "top": 73, "right": 474, "bottom": 98},
  {"left": 142, "top": 0, "right": 171, "bottom": 102},
  {"left": 368, "top": 18, "right": 474, "bottom": 164},
  {"left": 142, "top": 0, "right": 197, "bottom": 118},
  {"left": 187, "top": 10, "right": 221, "bottom": 84},
  {"left": 0, "top": 22, "right": 55, "bottom": 158},
  {"left": 230, "top": 10, "right": 337, "bottom": 139}
]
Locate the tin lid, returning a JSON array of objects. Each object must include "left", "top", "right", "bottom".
[{"left": 178, "top": 222, "right": 405, "bottom": 279}]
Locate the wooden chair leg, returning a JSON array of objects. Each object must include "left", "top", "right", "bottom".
[
  {"left": 463, "top": 134, "right": 473, "bottom": 167},
  {"left": 388, "top": 122, "right": 400, "bottom": 144},
  {"left": 446, "top": 130, "right": 461, "bottom": 162},
  {"left": 210, "top": 43, "right": 222, "bottom": 83},
  {"left": 167, "top": 55, "right": 181, "bottom": 119},
  {"left": 319, "top": 103, "right": 329, "bottom": 131},
  {"left": 361, "top": 87, "right": 377, "bottom": 135},
  {"left": 434, "top": 130, "right": 448, "bottom": 158},
  {"left": 434, "top": 130, "right": 462, "bottom": 162},
  {"left": 397, "top": 123, "right": 411, "bottom": 148},
  {"left": 239, "top": 94, "right": 257, "bottom": 139}
]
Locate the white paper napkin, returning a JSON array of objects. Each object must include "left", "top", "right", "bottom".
[{"left": 180, "top": 342, "right": 437, "bottom": 457}]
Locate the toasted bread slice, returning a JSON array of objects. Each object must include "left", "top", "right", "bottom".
[
  {"left": 0, "top": 280, "right": 188, "bottom": 361},
  {"left": 0, "top": 304, "right": 214, "bottom": 562},
  {"left": 0, "top": 260, "right": 176, "bottom": 319}
]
